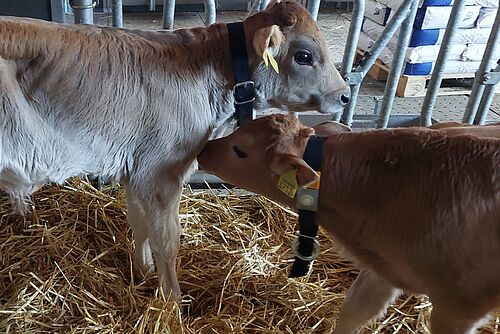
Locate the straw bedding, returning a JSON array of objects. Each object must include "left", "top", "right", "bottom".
[{"left": 0, "top": 179, "right": 498, "bottom": 333}]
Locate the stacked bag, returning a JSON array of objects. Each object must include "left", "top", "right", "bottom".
[{"left": 358, "top": 0, "right": 500, "bottom": 76}]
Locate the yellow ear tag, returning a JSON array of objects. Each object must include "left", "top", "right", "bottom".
[
  {"left": 277, "top": 168, "right": 298, "bottom": 198},
  {"left": 263, "top": 49, "right": 270, "bottom": 67},
  {"left": 263, "top": 49, "right": 280, "bottom": 74}
]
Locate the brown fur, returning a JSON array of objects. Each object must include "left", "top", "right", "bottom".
[{"left": 198, "top": 116, "right": 500, "bottom": 333}]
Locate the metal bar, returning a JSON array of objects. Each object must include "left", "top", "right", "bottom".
[
  {"left": 340, "top": 0, "right": 365, "bottom": 77},
  {"left": 341, "top": 0, "right": 414, "bottom": 126},
  {"left": 474, "top": 62, "right": 500, "bottom": 125},
  {"left": 50, "top": 0, "right": 66, "bottom": 23},
  {"left": 163, "top": 0, "right": 175, "bottom": 29},
  {"left": 112, "top": 0, "right": 123, "bottom": 28},
  {"left": 203, "top": 0, "right": 216, "bottom": 25},
  {"left": 259, "top": 0, "right": 270, "bottom": 11},
  {"left": 338, "top": 0, "right": 365, "bottom": 123},
  {"left": 376, "top": 0, "right": 418, "bottom": 128},
  {"left": 72, "top": 0, "right": 95, "bottom": 24},
  {"left": 190, "top": 172, "right": 225, "bottom": 184},
  {"left": 463, "top": 8, "right": 500, "bottom": 124},
  {"left": 340, "top": 83, "right": 362, "bottom": 125},
  {"left": 354, "top": 0, "right": 413, "bottom": 74},
  {"left": 307, "top": 0, "right": 321, "bottom": 21},
  {"left": 419, "top": 0, "right": 467, "bottom": 126},
  {"left": 373, "top": 97, "right": 383, "bottom": 115},
  {"left": 149, "top": 0, "right": 156, "bottom": 11}
]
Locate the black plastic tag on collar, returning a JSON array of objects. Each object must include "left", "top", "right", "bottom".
[{"left": 227, "top": 22, "right": 255, "bottom": 126}]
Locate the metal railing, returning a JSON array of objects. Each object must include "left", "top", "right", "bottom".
[
  {"left": 71, "top": 0, "right": 96, "bottom": 24},
  {"left": 462, "top": 6, "right": 500, "bottom": 125},
  {"left": 340, "top": 0, "right": 418, "bottom": 127},
  {"left": 339, "top": 0, "right": 499, "bottom": 128},
  {"left": 70, "top": 0, "right": 123, "bottom": 28},
  {"left": 162, "top": 0, "right": 216, "bottom": 30}
]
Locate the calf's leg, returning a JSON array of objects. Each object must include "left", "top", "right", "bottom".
[
  {"left": 126, "top": 186, "right": 155, "bottom": 278},
  {"left": 431, "top": 305, "right": 489, "bottom": 334},
  {"left": 148, "top": 203, "right": 182, "bottom": 300},
  {"left": 334, "top": 270, "right": 400, "bottom": 334},
  {"left": 141, "top": 177, "right": 182, "bottom": 300}
]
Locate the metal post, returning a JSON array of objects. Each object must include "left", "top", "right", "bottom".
[
  {"left": 340, "top": 0, "right": 365, "bottom": 77},
  {"left": 72, "top": 0, "right": 95, "bottom": 24},
  {"left": 373, "top": 97, "right": 383, "bottom": 114},
  {"left": 203, "top": 0, "right": 216, "bottom": 26},
  {"left": 376, "top": 0, "right": 418, "bottom": 128},
  {"left": 337, "top": 0, "right": 365, "bottom": 122},
  {"left": 462, "top": 8, "right": 500, "bottom": 124},
  {"left": 112, "top": 0, "right": 123, "bottom": 28},
  {"left": 307, "top": 0, "right": 321, "bottom": 21},
  {"left": 341, "top": 0, "right": 413, "bottom": 126},
  {"left": 50, "top": 0, "right": 66, "bottom": 23},
  {"left": 259, "top": 0, "right": 270, "bottom": 11},
  {"left": 163, "top": 0, "right": 176, "bottom": 29},
  {"left": 474, "top": 62, "right": 500, "bottom": 125},
  {"left": 419, "top": 0, "right": 466, "bottom": 126},
  {"left": 163, "top": 0, "right": 215, "bottom": 29},
  {"left": 149, "top": 0, "right": 156, "bottom": 11}
]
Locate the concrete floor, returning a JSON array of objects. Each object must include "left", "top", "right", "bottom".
[{"left": 87, "top": 8, "right": 500, "bottom": 124}]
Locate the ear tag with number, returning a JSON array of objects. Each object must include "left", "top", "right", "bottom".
[{"left": 277, "top": 168, "right": 298, "bottom": 198}]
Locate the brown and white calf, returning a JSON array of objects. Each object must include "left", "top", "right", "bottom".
[
  {"left": 198, "top": 115, "right": 500, "bottom": 333},
  {"left": 0, "top": 0, "right": 349, "bottom": 298}
]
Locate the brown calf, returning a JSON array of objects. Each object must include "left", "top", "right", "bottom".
[{"left": 198, "top": 115, "right": 500, "bottom": 333}]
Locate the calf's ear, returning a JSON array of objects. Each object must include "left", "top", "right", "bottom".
[
  {"left": 253, "top": 25, "right": 284, "bottom": 58},
  {"left": 270, "top": 153, "right": 319, "bottom": 187},
  {"left": 294, "top": 158, "right": 320, "bottom": 187},
  {"left": 299, "top": 127, "right": 315, "bottom": 138},
  {"left": 313, "top": 121, "right": 352, "bottom": 136}
]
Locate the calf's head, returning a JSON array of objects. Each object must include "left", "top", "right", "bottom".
[
  {"left": 198, "top": 115, "right": 351, "bottom": 205},
  {"left": 242, "top": 0, "right": 350, "bottom": 114}
]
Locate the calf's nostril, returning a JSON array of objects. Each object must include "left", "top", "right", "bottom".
[{"left": 340, "top": 93, "right": 350, "bottom": 105}]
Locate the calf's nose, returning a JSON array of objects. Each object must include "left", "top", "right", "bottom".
[
  {"left": 317, "top": 87, "right": 352, "bottom": 114},
  {"left": 340, "top": 93, "right": 350, "bottom": 105}
]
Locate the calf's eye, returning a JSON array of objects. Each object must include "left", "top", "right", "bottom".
[
  {"left": 232, "top": 146, "right": 248, "bottom": 158},
  {"left": 294, "top": 50, "right": 313, "bottom": 66}
]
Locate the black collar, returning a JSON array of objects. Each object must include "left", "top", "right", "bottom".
[
  {"left": 227, "top": 22, "right": 255, "bottom": 126},
  {"left": 303, "top": 135, "right": 327, "bottom": 171},
  {"left": 289, "top": 135, "right": 327, "bottom": 278}
]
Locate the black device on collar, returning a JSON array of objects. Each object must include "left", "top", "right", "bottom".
[
  {"left": 227, "top": 22, "right": 255, "bottom": 126},
  {"left": 289, "top": 135, "right": 327, "bottom": 278}
]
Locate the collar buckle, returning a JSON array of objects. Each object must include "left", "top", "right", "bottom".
[
  {"left": 292, "top": 234, "right": 320, "bottom": 261},
  {"left": 233, "top": 80, "right": 255, "bottom": 105}
]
